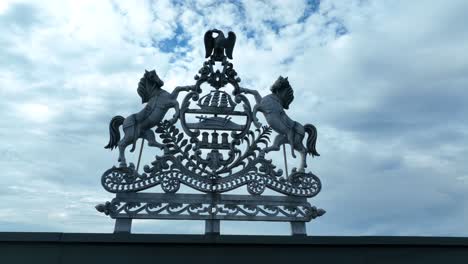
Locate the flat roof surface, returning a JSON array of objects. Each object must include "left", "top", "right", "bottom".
[{"left": 1, "top": 232, "right": 468, "bottom": 246}]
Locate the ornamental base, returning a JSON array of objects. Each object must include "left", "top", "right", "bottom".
[{"left": 96, "top": 193, "right": 325, "bottom": 236}]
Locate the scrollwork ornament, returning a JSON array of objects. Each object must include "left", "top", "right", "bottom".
[
  {"left": 97, "top": 29, "right": 327, "bottom": 235},
  {"left": 290, "top": 170, "right": 322, "bottom": 192},
  {"left": 101, "top": 29, "right": 323, "bottom": 199},
  {"left": 161, "top": 173, "right": 181, "bottom": 193},
  {"left": 247, "top": 176, "right": 266, "bottom": 195}
]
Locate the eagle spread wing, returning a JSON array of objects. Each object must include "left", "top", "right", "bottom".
[
  {"left": 225, "top": 31, "right": 236, "bottom": 59},
  {"left": 204, "top": 30, "right": 214, "bottom": 58}
]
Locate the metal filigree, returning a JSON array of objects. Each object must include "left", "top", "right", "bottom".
[
  {"left": 98, "top": 29, "right": 325, "bottom": 234},
  {"left": 101, "top": 120, "right": 321, "bottom": 196},
  {"left": 96, "top": 193, "right": 325, "bottom": 222}
]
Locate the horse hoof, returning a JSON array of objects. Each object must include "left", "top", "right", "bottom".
[{"left": 119, "top": 162, "right": 127, "bottom": 168}]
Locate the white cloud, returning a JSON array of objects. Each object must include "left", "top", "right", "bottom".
[
  {"left": 0, "top": 0, "right": 468, "bottom": 236},
  {"left": 15, "top": 103, "right": 57, "bottom": 123}
]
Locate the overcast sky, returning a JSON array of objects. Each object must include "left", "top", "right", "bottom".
[{"left": 1, "top": 0, "right": 468, "bottom": 236}]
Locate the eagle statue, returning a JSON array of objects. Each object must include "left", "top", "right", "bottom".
[{"left": 204, "top": 29, "right": 236, "bottom": 61}]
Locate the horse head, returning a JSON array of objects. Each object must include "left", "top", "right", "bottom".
[
  {"left": 271, "top": 76, "right": 294, "bottom": 109},
  {"left": 137, "top": 70, "right": 165, "bottom": 103}
]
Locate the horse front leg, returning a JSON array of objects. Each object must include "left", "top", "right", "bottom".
[
  {"left": 239, "top": 87, "right": 262, "bottom": 104},
  {"left": 172, "top": 85, "right": 195, "bottom": 98},
  {"left": 261, "top": 134, "right": 287, "bottom": 156},
  {"left": 143, "top": 129, "right": 168, "bottom": 153},
  {"left": 252, "top": 104, "right": 262, "bottom": 128},
  {"left": 168, "top": 101, "right": 180, "bottom": 125}
]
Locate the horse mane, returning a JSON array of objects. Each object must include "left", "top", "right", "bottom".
[
  {"left": 271, "top": 76, "right": 294, "bottom": 109},
  {"left": 137, "top": 70, "right": 164, "bottom": 104}
]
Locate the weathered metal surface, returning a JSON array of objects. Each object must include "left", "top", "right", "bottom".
[
  {"left": 98, "top": 29, "right": 325, "bottom": 234},
  {"left": 96, "top": 193, "right": 325, "bottom": 222}
]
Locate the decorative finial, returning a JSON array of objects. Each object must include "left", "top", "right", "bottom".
[{"left": 204, "top": 29, "right": 236, "bottom": 61}]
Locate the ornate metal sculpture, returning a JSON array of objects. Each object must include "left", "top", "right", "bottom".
[
  {"left": 204, "top": 29, "right": 236, "bottom": 61},
  {"left": 242, "top": 77, "right": 320, "bottom": 173},
  {"left": 104, "top": 70, "right": 195, "bottom": 167},
  {"left": 97, "top": 29, "right": 325, "bottom": 236}
]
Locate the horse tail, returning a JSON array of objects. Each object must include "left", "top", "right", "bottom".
[
  {"left": 104, "top": 115, "right": 124, "bottom": 150},
  {"left": 304, "top": 124, "right": 320, "bottom": 157}
]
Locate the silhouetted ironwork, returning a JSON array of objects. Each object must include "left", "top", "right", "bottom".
[{"left": 97, "top": 29, "right": 324, "bottom": 236}]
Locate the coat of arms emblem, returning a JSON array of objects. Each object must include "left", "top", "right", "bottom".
[{"left": 96, "top": 29, "right": 325, "bottom": 235}]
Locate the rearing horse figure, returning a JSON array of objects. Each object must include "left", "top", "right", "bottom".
[
  {"left": 105, "top": 70, "right": 193, "bottom": 167},
  {"left": 240, "top": 76, "right": 319, "bottom": 172}
]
